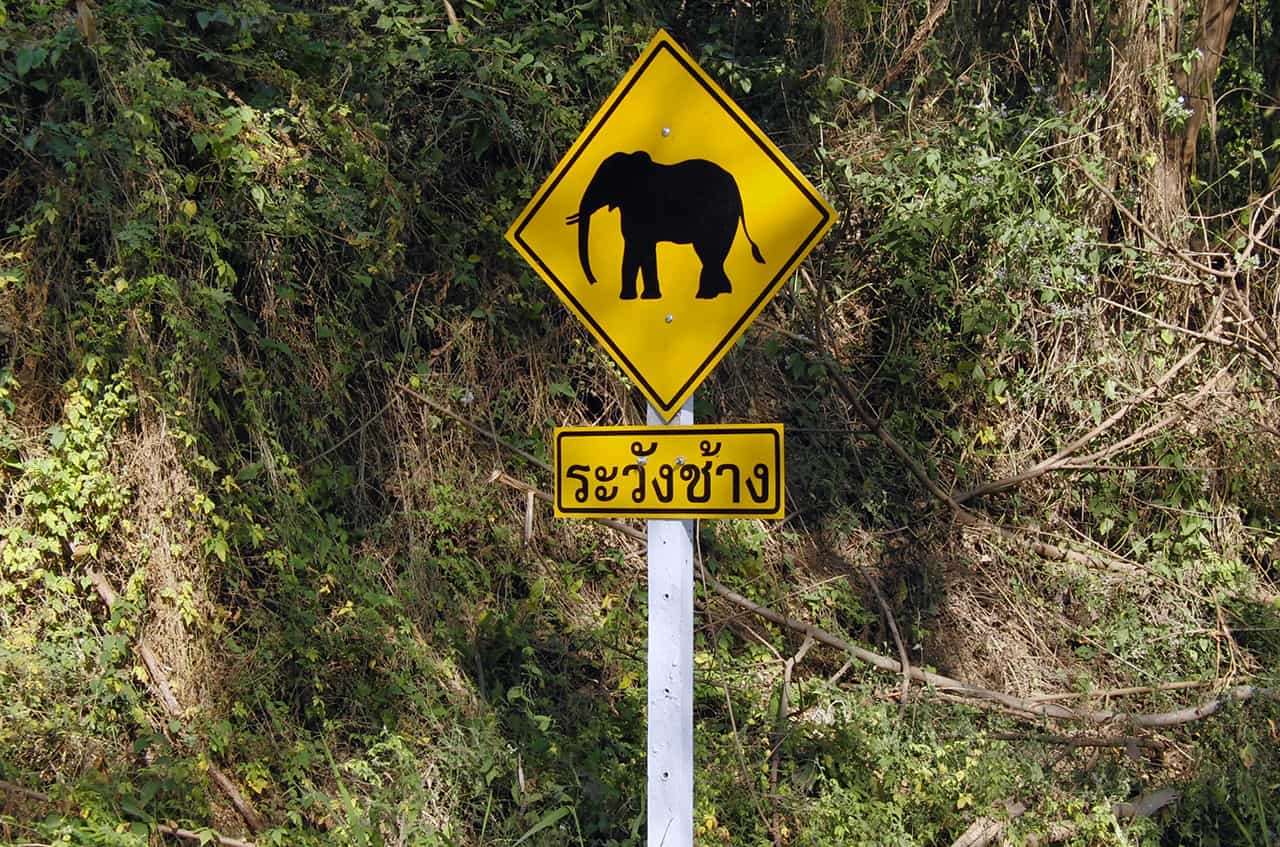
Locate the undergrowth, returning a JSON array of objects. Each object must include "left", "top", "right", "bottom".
[{"left": 2, "top": 0, "right": 1278, "bottom": 845}]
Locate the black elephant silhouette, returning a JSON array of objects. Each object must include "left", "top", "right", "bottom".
[{"left": 565, "top": 151, "right": 765, "bottom": 300}]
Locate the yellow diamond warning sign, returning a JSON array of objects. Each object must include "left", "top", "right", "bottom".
[{"left": 506, "top": 30, "right": 836, "bottom": 421}]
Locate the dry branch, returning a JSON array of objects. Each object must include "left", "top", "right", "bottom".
[
  {"left": 769, "top": 636, "right": 814, "bottom": 817},
  {"left": 442, "top": 1, "right": 464, "bottom": 44},
  {"left": 1028, "top": 680, "right": 1206, "bottom": 702},
  {"left": 159, "top": 826, "right": 257, "bottom": 847},
  {"left": 850, "top": 0, "right": 951, "bottom": 116},
  {"left": 703, "top": 569, "right": 1277, "bottom": 727},
  {"left": 954, "top": 341, "right": 1209, "bottom": 504},
  {"left": 821, "top": 353, "right": 963, "bottom": 511},
  {"left": 0, "top": 779, "right": 50, "bottom": 804},
  {"left": 1022, "top": 788, "right": 1181, "bottom": 845},
  {"left": 950, "top": 788, "right": 1179, "bottom": 847},
  {"left": 484, "top": 465, "right": 1276, "bottom": 729},
  {"left": 852, "top": 563, "right": 912, "bottom": 711},
  {"left": 1080, "top": 167, "right": 1234, "bottom": 280},
  {"left": 87, "top": 570, "right": 265, "bottom": 834},
  {"left": 794, "top": 327, "right": 1174, "bottom": 575},
  {"left": 950, "top": 802, "right": 1027, "bottom": 847}
]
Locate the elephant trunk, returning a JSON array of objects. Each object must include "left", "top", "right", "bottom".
[
  {"left": 576, "top": 205, "right": 596, "bottom": 284},
  {"left": 566, "top": 187, "right": 606, "bottom": 285}
]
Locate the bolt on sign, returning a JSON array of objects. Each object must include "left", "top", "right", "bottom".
[
  {"left": 554, "top": 424, "right": 784, "bottom": 519},
  {"left": 506, "top": 30, "right": 836, "bottom": 421}
]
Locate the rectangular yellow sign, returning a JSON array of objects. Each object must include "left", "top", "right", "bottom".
[{"left": 554, "top": 424, "right": 784, "bottom": 519}]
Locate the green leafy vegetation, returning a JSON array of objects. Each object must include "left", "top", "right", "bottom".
[{"left": 2, "top": 0, "right": 1278, "bottom": 845}]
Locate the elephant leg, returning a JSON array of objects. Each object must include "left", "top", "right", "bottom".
[
  {"left": 619, "top": 244, "right": 641, "bottom": 300},
  {"left": 639, "top": 247, "right": 662, "bottom": 299},
  {"left": 694, "top": 240, "right": 732, "bottom": 299}
]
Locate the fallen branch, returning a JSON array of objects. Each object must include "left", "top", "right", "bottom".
[
  {"left": 705, "top": 570, "right": 1277, "bottom": 727},
  {"left": 485, "top": 474, "right": 1277, "bottom": 727},
  {"left": 803, "top": 329, "right": 1147, "bottom": 575},
  {"left": 159, "top": 826, "right": 257, "bottom": 847},
  {"left": 488, "top": 469, "right": 643, "bottom": 543},
  {"left": 87, "top": 571, "right": 265, "bottom": 834},
  {"left": 950, "top": 802, "right": 1027, "bottom": 847},
  {"left": 821, "top": 353, "right": 963, "bottom": 512},
  {"left": 951, "top": 788, "right": 1179, "bottom": 847},
  {"left": 0, "top": 779, "right": 51, "bottom": 804},
  {"left": 852, "top": 562, "right": 912, "bottom": 713},
  {"left": 770, "top": 636, "right": 814, "bottom": 813},
  {"left": 986, "top": 525, "right": 1139, "bottom": 575},
  {"left": 1028, "top": 680, "right": 1206, "bottom": 702},
  {"left": 1080, "top": 166, "right": 1234, "bottom": 280},
  {"left": 1023, "top": 788, "right": 1181, "bottom": 846}
]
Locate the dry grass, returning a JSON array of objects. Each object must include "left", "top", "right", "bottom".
[{"left": 112, "top": 418, "right": 220, "bottom": 715}]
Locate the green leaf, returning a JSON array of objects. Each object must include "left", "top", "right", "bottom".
[
  {"left": 513, "top": 807, "right": 571, "bottom": 846},
  {"left": 196, "top": 10, "right": 232, "bottom": 29},
  {"left": 16, "top": 47, "right": 48, "bottom": 77}
]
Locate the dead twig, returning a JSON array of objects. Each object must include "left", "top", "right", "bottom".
[
  {"left": 700, "top": 567, "right": 1277, "bottom": 728},
  {"left": 850, "top": 0, "right": 951, "bottom": 116},
  {"left": 0, "top": 780, "right": 52, "bottom": 804},
  {"left": 1023, "top": 788, "right": 1181, "bottom": 845},
  {"left": 950, "top": 802, "right": 1027, "bottom": 847},
  {"left": 488, "top": 469, "right": 644, "bottom": 543},
  {"left": 770, "top": 635, "right": 815, "bottom": 796},
  {"left": 796, "top": 315, "right": 1190, "bottom": 575},
  {"left": 853, "top": 563, "right": 912, "bottom": 714},
  {"left": 160, "top": 826, "right": 257, "bottom": 847},
  {"left": 1079, "top": 166, "right": 1235, "bottom": 280},
  {"left": 952, "top": 787, "right": 1179, "bottom": 847}
]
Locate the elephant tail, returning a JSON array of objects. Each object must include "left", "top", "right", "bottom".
[{"left": 740, "top": 212, "right": 765, "bottom": 264}]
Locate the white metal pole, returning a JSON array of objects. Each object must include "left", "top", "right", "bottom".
[{"left": 646, "top": 396, "right": 695, "bottom": 847}]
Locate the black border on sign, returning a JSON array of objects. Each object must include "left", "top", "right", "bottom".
[
  {"left": 512, "top": 41, "right": 833, "bottom": 418},
  {"left": 554, "top": 426, "right": 783, "bottom": 517}
]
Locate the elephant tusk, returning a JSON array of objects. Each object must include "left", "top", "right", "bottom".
[{"left": 565, "top": 213, "right": 580, "bottom": 225}]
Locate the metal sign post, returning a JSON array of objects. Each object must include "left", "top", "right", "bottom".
[{"left": 646, "top": 396, "right": 694, "bottom": 847}]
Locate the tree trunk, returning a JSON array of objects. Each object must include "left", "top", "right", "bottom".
[
  {"left": 1059, "top": 0, "right": 1238, "bottom": 248},
  {"left": 1172, "top": 0, "right": 1241, "bottom": 171}
]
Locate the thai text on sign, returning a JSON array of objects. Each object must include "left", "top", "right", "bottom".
[{"left": 553, "top": 424, "right": 784, "bottom": 519}]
